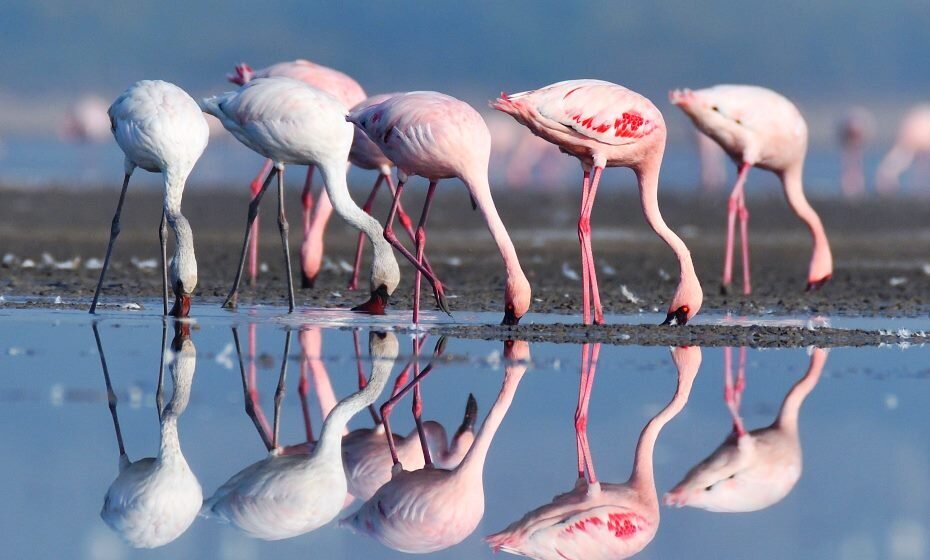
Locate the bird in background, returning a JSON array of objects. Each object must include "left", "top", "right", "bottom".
[
  {"left": 486, "top": 344, "right": 700, "bottom": 559},
  {"left": 227, "top": 61, "right": 423, "bottom": 291},
  {"left": 60, "top": 94, "right": 111, "bottom": 143},
  {"left": 664, "top": 346, "right": 826, "bottom": 512},
  {"left": 876, "top": 103, "right": 930, "bottom": 195},
  {"left": 201, "top": 329, "right": 397, "bottom": 540},
  {"left": 349, "top": 91, "right": 531, "bottom": 324},
  {"left": 341, "top": 339, "right": 530, "bottom": 553},
  {"left": 90, "top": 80, "right": 208, "bottom": 317},
  {"left": 837, "top": 106, "right": 875, "bottom": 199},
  {"left": 95, "top": 321, "right": 202, "bottom": 548},
  {"left": 493, "top": 79, "right": 702, "bottom": 326},
  {"left": 695, "top": 130, "right": 728, "bottom": 193},
  {"left": 670, "top": 85, "right": 833, "bottom": 295},
  {"left": 201, "top": 76, "right": 400, "bottom": 314}
]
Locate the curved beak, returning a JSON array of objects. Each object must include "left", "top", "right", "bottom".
[
  {"left": 501, "top": 307, "right": 521, "bottom": 326},
  {"left": 661, "top": 307, "right": 690, "bottom": 326},
  {"left": 351, "top": 285, "right": 390, "bottom": 315},
  {"left": 805, "top": 275, "right": 832, "bottom": 292},
  {"left": 169, "top": 294, "right": 191, "bottom": 318}
]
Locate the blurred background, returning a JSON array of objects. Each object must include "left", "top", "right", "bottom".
[{"left": 1, "top": 0, "right": 928, "bottom": 194}]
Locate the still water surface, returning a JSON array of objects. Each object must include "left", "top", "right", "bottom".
[{"left": 1, "top": 307, "right": 927, "bottom": 559}]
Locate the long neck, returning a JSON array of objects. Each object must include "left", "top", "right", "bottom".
[
  {"left": 463, "top": 173, "right": 528, "bottom": 293},
  {"left": 628, "top": 356, "right": 696, "bottom": 494},
  {"left": 159, "top": 341, "right": 196, "bottom": 461},
  {"left": 314, "top": 345, "right": 394, "bottom": 460},
  {"left": 455, "top": 359, "right": 527, "bottom": 480},
  {"left": 775, "top": 349, "right": 826, "bottom": 434},
  {"left": 636, "top": 164, "right": 696, "bottom": 289},
  {"left": 876, "top": 144, "right": 915, "bottom": 193},
  {"left": 162, "top": 169, "right": 196, "bottom": 287},
  {"left": 780, "top": 166, "right": 832, "bottom": 281}
]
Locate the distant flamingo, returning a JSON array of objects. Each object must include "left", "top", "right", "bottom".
[
  {"left": 494, "top": 80, "right": 702, "bottom": 325},
  {"left": 670, "top": 85, "right": 833, "bottom": 295},
  {"left": 90, "top": 80, "right": 208, "bottom": 316},
  {"left": 837, "top": 107, "right": 875, "bottom": 198},
  {"left": 664, "top": 347, "right": 826, "bottom": 512},
  {"left": 201, "top": 329, "right": 397, "bottom": 540},
  {"left": 876, "top": 103, "right": 930, "bottom": 195},
  {"left": 340, "top": 339, "right": 530, "bottom": 553},
  {"left": 201, "top": 77, "right": 400, "bottom": 313},
  {"left": 486, "top": 344, "right": 700, "bottom": 559},
  {"left": 349, "top": 92, "right": 532, "bottom": 324},
  {"left": 95, "top": 321, "right": 202, "bottom": 548},
  {"left": 61, "top": 94, "right": 111, "bottom": 143},
  {"left": 696, "top": 131, "right": 727, "bottom": 193}
]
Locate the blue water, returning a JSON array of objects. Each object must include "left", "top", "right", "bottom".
[{"left": 0, "top": 307, "right": 928, "bottom": 559}]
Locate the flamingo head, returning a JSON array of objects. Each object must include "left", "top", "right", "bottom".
[
  {"left": 502, "top": 274, "right": 532, "bottom": 325},
  {"left": 662, "top": 269, "right": 703, "bottom": 326},
  {"left": 227, "top": 63, "right": 254, "bottom": 85},
  {"left": 168, "top": 253, "right": 197, "bottom": 318},
  {"left": 669, "top": 86, "right": 747, "bottom": 143}
]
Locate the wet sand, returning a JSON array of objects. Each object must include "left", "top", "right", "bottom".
[{"left": 2, "top": 185, "right": 928, "bottom": 331}]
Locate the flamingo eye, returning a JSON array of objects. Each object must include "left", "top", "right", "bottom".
[
  {"left": 711, "top": 106, "right": 720, "bottom": 112},
  {"left": 682, "top": 306, "right": 690, "bottom": 314}
]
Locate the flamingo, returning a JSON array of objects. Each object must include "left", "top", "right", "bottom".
[
  {"left": 669, "top": 85, "right": 833, "bottom": 295},
  {"left": 493, "top": 80, "right": 702, "bottom": 326},
  {"left": 90, "top": 80, "right": 208, "bottom": 317},
  {"left": 876, "top": 103, "right": 930, "bottom": 195},
  {"left": 664, "top": 347, "right": 826, "bottom": 512},
  {"left": 696, "top": 131, "right": 727, "bottom": 193},
  {"left": 837, "top": 107, "right": 875, "bottom": 198},
  {"left": 486, "top": 344, "right": 700, "bottom": 559},
  {"left": 348, "top": 92, "right": 532, "bottom": 324},
  {"left": 201, "top": 77, "right": 400, "bottom": 314},
  {"left": 340, "top": 339, "right": 530, "bottom": 553},
  {"left": 94, "top": 321, "right": 202, "bottom": 548},
  {"left": 201, "top": 329, "right": 397, "bottom": 540},
  {"left": 61, "top": 94, "right": 111, "bottom": 143}
]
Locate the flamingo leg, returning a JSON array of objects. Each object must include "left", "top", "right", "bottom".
[
  {"left": 388, "top": 172, "right": 436, "bottom": 278},
  {"left": 412, "top": 380, "right": 434, "bottom": 467},
  {"left": 578, "top": 171, "right": 592, "bottom": 324},
  {"left": 738, "top": 186, "right": 751, "bottom": 295},
  {"left": 271, "top": 331, "right": 291, "bottom": 449},
  {"left": 276, "top": 168, "right": 296, "bottom": 312},
  {"left": 248, "top": 159, "right": 274, "bottom": 287},
  {"left": 159, "top": 210, "right": 169, "bottom": 316},
  {"left": 348, "top": 175, "right": 385, "bottom": 291},
  {"left": 298, "top": 347, "right": 315, "bottom": 443},
  {"left": 383, "top": 180, "right": 450, "bottom": 314},
  {"left": 90, "top": 172, "right": 132, "bottom": 314},
  {"left": 574, "top": 342, "right": 601, "bottom": 484},
  {"left": 724, "top": 346, "right": 748, "bottom": 437},
  {"left": 224, "top": 167, "right": 278, "bottom": 309},
  {"left": 580, "top": 167, "right": 604, "bottom": 324},
  {"left": 301, "top": 165, "right": 315, "bottom": 241},
  {"left": 93, "top": 323, "right": 127, "bottom": 458},
  {"left": 156, "top": 319, "right": 167, "bottom": 422},
  {"left": 380, "top": 337, "right": 446, "bottom": 469},
  {"left": 412, "top": 181, "right": 439, "bottom": 324},
  {"left": 232, "top": 326, "right": 274, "bottom": 451},
  {"left": 722, "top": 163, "right": 751, "bottom": 294}
]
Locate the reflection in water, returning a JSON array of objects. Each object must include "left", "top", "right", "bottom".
[
  {"left": 95, "top": 321, "right": 203, "bottom": 548},
  {"left": 342, "top": 339, "right": 531, "bottom": 553},
  {"left": 201, "top": 329, "right": 397, "bottom": 540},
  {"left": 664, "top": 347, "right": 827, "bottom": 512},
  {"left": 487, "top": 343, "right": 701, "bottom": 560},
  {"left": 343, "top": 333, "right": 478, "bottom": 502}
]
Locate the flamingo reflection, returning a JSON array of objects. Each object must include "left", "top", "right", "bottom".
[
  {"left": 664, "top": 347, "right": 826, "bottom": 512},
  {"left": 95, "top": 321, "right": 202, "bottom": 548},
  {"left": 341, "top": 339, "right": 530, "bottom": 553},
  {"left": 201, "top": 329, "right": 397, "bottom": 539},
  {"left": 487, "top": 344, "right": 700, "bottom": 560}
]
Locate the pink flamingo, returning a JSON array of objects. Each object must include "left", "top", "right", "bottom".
[
  {"left": 486, "top": 344, "right": 700, "bottom": 559},
  {"left": 876, "top": 103, "right": 930, "bottom": 195},
  {"left": 670, "top": 85, "right": 833, "bottom": 295},
  {"left": 664, "top": 347, "right": 826, "bottom": 512},
  {"left": 201, "top": 77, "right": 400, "bottom": 313},
  {"left": 90, "top": 80, "right": 209, "bottom": 317},
  {"left": 61, "top": 94, "right": 111, "bottom": 143},
  {"left": 837, "top": 107, "right": 875, "bottom": 199},
  {"left": 696, "top": 131, "right": 727, "bottom": 193},
  {"left": 493, "top": 80, "right": 702, "bottom": 326},
  {"left": 349, "top": 92, "right": 532, "bottom": 324},
  {"left": 340, "top": 339, "right": 530, "bottom": 553}
]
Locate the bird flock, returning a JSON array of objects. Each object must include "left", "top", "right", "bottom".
[{"left": 90, "top": 58, "right": 853, "bottom": 326}]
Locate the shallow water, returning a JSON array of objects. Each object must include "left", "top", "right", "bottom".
[{"left": 1, "top": 307, "right": 928, "bottom": 559}]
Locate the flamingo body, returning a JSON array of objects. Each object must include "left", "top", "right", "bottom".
[
  {"left": 229, "top": 59, "right": 366, "bottom": 108},
  {"left": 876, "top": 104, "right": 930, "bottom": 193}
]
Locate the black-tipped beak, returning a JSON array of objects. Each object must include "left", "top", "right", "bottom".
[
  {"left": 805, "top": 275, "right": 832, "bottom": 292},
  {"left": 455, "top": 393, "right": 478, "bottom": 437},
  {"left": 351, "top": 285, "right": 390, "bottom": 315},
  {"left": 501, "top": 307, "right": 520, "bottom": 326},
  {"left": 661, "top": 306, "right": 690, "bottom": 326}
]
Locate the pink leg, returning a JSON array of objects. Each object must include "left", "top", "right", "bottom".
[
  {"left": 578, "top": 171, "right": 593, "bottom": 324},
  {"left": 412, "top": 380, "right": 434, "bottom": 467},
  {"left": 412, "top": 181, "right": 439, "bottom": 324},
  {"left": 298, "top": 353, "right": 315, "bottom": 444},
  {"left": 574, "top": 342, "right": 601, "bottom": 484},
  {"left": 722, "top": 163, "right": 751, "bottom": 294},
  {"left": 249, "top": 159, "right": 274, "bottom": 287},
  {"left": 383, "top": 180, "right": 449, "bottom": 314},
  {"left": 723, "top": 346, "right": 748, "bottom": 437},
  {"left": 232, "top": 326, "right": 273, "bottom": 451},
  {"left": 380, "top": 337, "right": 446, "bottom": 467},
  {"left": 348, "top": 175, "right": 385, "bottom": 291},
  {"left": 270, "top": 331, "right": 292, "bottom": 449},
  {"left": 581, "top": 167, "right": 604, "bottom": 324},
  {"left": 388, "top": 173, "right": 436, "bottom": 279},
  {"left": 737, "top": 188, "right": 751, "bottom": 295}
]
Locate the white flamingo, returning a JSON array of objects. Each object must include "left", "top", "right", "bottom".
[{"left": 90, "top": 80, "right": 208, "bottom": 316}]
